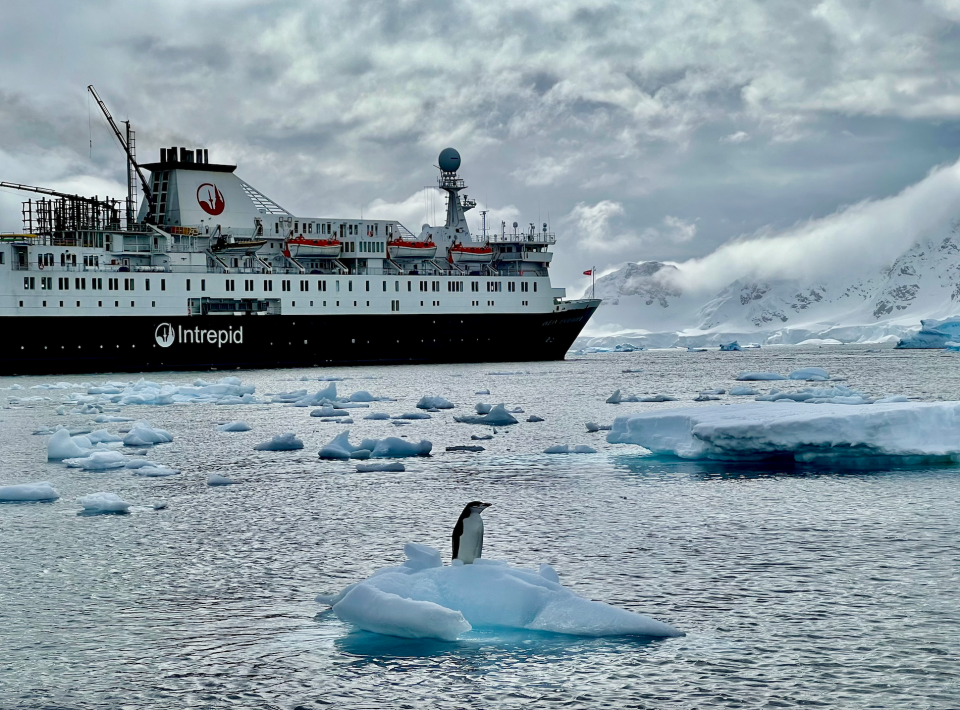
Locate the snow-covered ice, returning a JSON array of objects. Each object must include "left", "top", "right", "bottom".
[
  {"left": 356, "top": 462, "right": 406, "bottom": 472},
  {"left": 47, "top": 429, "right": 106, "bottom": 460},
  {"left": 736, "top": 372, "right": 788, "bottom": 381},
  {"left": 607, "top": 401, "right": 960, "bottom": 463},
  {"left": 78, "top": 492, "right": 130, "bottom": 514},
  {"left": 218, "top": 421, "right": 251, "bottom": 432},
  {"left": 318, "top": 543, "right": 682, "bottom": 641},
  {"left": 453, "top": 404, "right": 519, "bottom": 425},
  {"left": 474, "top": 403, "right": 493, "bottom": 414},
  {"left": 208, "top": 474, "right": 238, "bottom": 486},
  {"left": 254, "top": 433, "right": 304, "bottom": 451},
  {"left": 544, "top": 444, "right": 598, "bottom": 454},
  {"left": 63, "top": 451, "right": 128, "bottom": 470},
  {"left": 896, "top": 317, "right": 960, "bottom": 349},
  {"left": 417, "top": 396, "right": 454, "bottom": 410},
  {"left": 0, "top": 481, "right": 60, "bottom": 502}
]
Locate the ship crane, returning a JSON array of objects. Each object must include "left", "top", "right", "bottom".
[{"left": 87, "top": 84, "right": 154, "bottom": 224}]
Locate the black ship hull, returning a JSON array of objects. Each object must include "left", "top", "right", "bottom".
[{"left": 2, "top": 306, "right": 597, "bottom": 375}]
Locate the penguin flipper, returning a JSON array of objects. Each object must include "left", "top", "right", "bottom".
[{"left": 452, "top": 518, "right": 463, "bottom": 560}]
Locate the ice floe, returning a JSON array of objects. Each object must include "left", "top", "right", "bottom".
[
  {"left": 208, "top": 474, "right": 238, "bottom": 486},
  {"left": 608, "top": 401, "right": 960, "bottom": 463},
  {"left": 417, "top": 396, "right": 454, "bottom": 410},
  {"left": 729, "top": 386, "right": 760, "bottom": 396},
  {"left": 446, "top": 445, "right": 484, "bottom": 452},
  {"left": 131, "top": 466, "right": 180, "bottom": 477},
  {"left": 394, "top": 412, "right": 431, "bottom": 420},
  {"left": 218, "top": 421, "right": 251, "bottom": 432},
  {"left": 63, "top": 451, "right": 128, "bottom": 470},
  {"left": 474, "top": 403, "right": 493, "bottom": 414},
  {"left": 453, "top": 404, "right": 519, "bottom": 426},
  {"left": 254, "top": 433, "right": 304, "bottom": 451},
  {"left": 0, "top": 481, "right": 60, "bottom": 502},
  {"left": 789, "top": 367, "right": 830, "bottom": 381},
  {"left": 606, "top": 389, "right": 622, "bottom": 404},
  {"left": 719, "top": 341, "right": 742, "bottom": 351},
  {"left": 475, "top": 389, "right": 490, "bottom": 395},
  {"left": 318, "top": 543, "right": 682, "bottom": 641},
  {"left": 471, "top": 434, "right": 494, "bottom": 440},
  {"left": 526, "top": 415, "right": 545, "bottom": 422},
  {"left": 311, "top": 406, "right": 350, "bottom": 417},
  {"left": 736, "top": 372, "right": 788, "bottom": 381},
  {"left": 585, "top": 422, "right": 611, "bottom": 432},
  {"left": 78, "top": 492, "right": 130, "bottom": 514},
  {"left": 544, "top": 444, "right": 597, "bottom": 454},
  {"left": 94, "top": 415, "right": 134, "bottom": 423},
  {"left": 47, "top": 429, "right": 110, "bottom": 460},
  {"left": 363, "top": 413, "right": 391, "bottom": 420},
  {"left": 755, "top": 384, "right": 872, "bottom": 404},
  {"left": 70, "top": 376, "right": 258, "bottom": 407}
]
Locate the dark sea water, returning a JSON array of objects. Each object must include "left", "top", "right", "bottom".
[{"left": 1, "top": 346, "right": 958, "bottom": 709}]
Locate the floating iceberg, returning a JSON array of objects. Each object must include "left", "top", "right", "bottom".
[
  {"left": 608, "top": 401, "right": 960, "bottom": 463},
  {"left": 254, "top": 433, "right": 304, "bottom": 451},
  {"left": 131, "top": 466, "right": 180, "bottom": 477},
  {"left": 694, "top": 394, "right": 721, "bottom": 402},
  {"left": 73, "top": 376, "right": 258, "bottom": 407},
  {"left": 208, "top": 474, "right": 238, "bottom": 486},
  {"left": 94, "top": 415, "right": 134, "bottom": 423},
  {"left": 318, "top": 431, "right": 430, "bottom": 459},
  {"left": 0, "top": 481, "right": 60, "bottom": 502},
  {"left": 474, "top": 403, "right": 493, "bottom": 414},
  {"left": 606, "top": 389, "right": 622, "bottom": 404},
  {"left": 544, "top": 444, "right": 598, "bottom": 454},
  {"left": 394, "top": 412, "right": 431, "bottom": 420},
  {"left": 789, "top": 367, "right": 830, "bottom": 381},
  {"left": 639, "top": 394, "right": 677, "bottom": 402},
  {"left": 47, "top": 429, "right": 101, "bottom": 460},
  {"left": 78, "top": 492, "right": 130, "bottom": 514},
  {"left": 719, "top": 341, "right": 742, "bottom": 351},
  {"left": 526, "top": 415, "right": 545, "bottom": 422},
  {"left": 896, "top": 317, "right": 960, "bottom": 349},
  {"left": 585, "top": 422, "right": 611, "bottom": 432},
  {"left": 475, "top": 389, "right": 490, "bottom": 395},
  {"left": 417, "top": 396, "right": 454, "bottom": 410},
  {"left": 736, "top": 372, "right": 787, "bottom": 381},
  {"left": 363, "top": 412, "right": 391, "bottom": 420},
  {"left": 311, "top": 406, "right": 350, "bottom": 417},
  {"left": 218, "top": 421, "right": 251, "bottom": 432},
  {"left": 123, "top": 422, "right": 173, "bottom": 447},
  {"left": 755, "top": 384, "right": 870, "bottom": 404},
  {"left": 356, "top": 462, "right": 406, "bottom": 472},
  {"left": 453, "top": 404, "right": 519, "bottom": 426},
  {"left": 318, "top": 543, "right": 682, "bottom": 641},
  {"left": 471, "top": 434, "right": 493, "bottom": 440},
  {"left": 729, "top": 386, "right": 760, "bottom": 396}
]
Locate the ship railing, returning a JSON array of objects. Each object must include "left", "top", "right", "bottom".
[{"left": 487, "top": 231, "right": 556, "bottom": 244}]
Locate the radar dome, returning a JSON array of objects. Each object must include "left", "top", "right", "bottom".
[{"left": 438, "top": 147, "right": 461, "bottom": 173}]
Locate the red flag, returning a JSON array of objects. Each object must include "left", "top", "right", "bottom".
[{"left": 583, "top": 269, "right": 593, "bottom": 275}]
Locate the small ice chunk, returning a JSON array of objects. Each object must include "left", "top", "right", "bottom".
[
  {"left": 94, "top": 415, "right": 134, "bottom": 423},
  {"left": 87, "top": 429, "right": 123, "bottom": 444},
  {"left": 789, "top": 367, "right": 830, "bottom": 381},
  {"left": 639, "top": 395, "right": 677, "bottom": 402},
  {"left": 446, "top": 445, "right": 484, "bottom": 452},
  {"left": 417, "top": 396, "right": 454, "bottom": 410},
  {"left": 694, "top": 394, "right": 721, "bottom": 402},
  {"left": 719, "top": 341, "right": 742, "bottom": 351},
  {"left": 475, "top": 402, "right": 493, "bottom": 414},
  {"left": 700, "top": 389, "right": 726, "bottom": 395},
  {"left": 453, "top": 404, "right": 519, "bottom": 426},
  {"left": 0, "top": 481, "right": 60, "bottom": 502},
  {"left": 737, "top": 372, "right": 787, "bottom": 381},
  {"left": 63, "top": 451, "right": 128, "bottom": 470},
  {"left": 364, "top": 412, "right": 391, "bottom": 420},
  {"left": 131, "top": 466, "right": 180, "bottom": 477},
  {"left": 526, "top": 415, "right": 544, "bottom": 422},
  {"left": 729, "top": 386, "right": 760, "bottom": 396},
  {"left": 47, "top": 429, "right": 99, "bottom": 460},
  {"left": 122, "top": 421, "right": 173, "bottom": 447},
  {"left": 218, "top": 421, "right": 251, "bottom": 432},
  {"left": 208, "top": 474, "right": 238, "bottom": 486},
  {"left": 475, "top": 389, "right": 490, "bottom": 395},
  {"left": 356, "top": 461, "right": 406, "bottom": 472},
  {"left": 349, "top": 391, "right": 376, "bottom": 402},
  {"left": 311, "top": 406, "right": 349, "bottom": 417},
  {"left": 153, "top": 501, "right": 168, "bottom": 510},
  {"left": 471, "top": 434, "right": 493, "bottom": 440},
  {"left": 371, "top": 437, "right": 432, "bottom": 458},
  {"left": 78, "top": 492, "right": 130, "bottom": 514},
  {"left": 875, "top": 395, "right": 909, "bottom": 403},
  {"left": 332, "top": 581, "right": 472, "bottom": 641},
  {"left": 254, "top": 433, "right": 304, "bottom": 451},
  {"left": 394, "top": 412, "right": 431, "bottom": 420},
  {"left": 606, "top": 389, "right": 622, "bottom": 404}
]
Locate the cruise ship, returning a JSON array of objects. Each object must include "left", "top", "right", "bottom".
[{"left": 0, "top": 90, "right": 599, "bottom": 375}]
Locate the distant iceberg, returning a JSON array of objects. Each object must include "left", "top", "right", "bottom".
[
  {"left": 453, "top": 404, "right": 519, "bottom": 426},
  {"left": 0, "top": 481, "right": 60, "bottom": 502},
  {"left": 317, "top": 543, "right": 682, "bottom": 641},
  {"left": 254, "top": 433, "right": 304, "bottom": 451},
  {"left": 719, "top": 341, "right": 742, "bottom": 351},
  {"left": 78, "top": 492, "right": 130, "bottom": 514},
  {"left": 896, "top": 317, "right": 960, "bottom": 349}
]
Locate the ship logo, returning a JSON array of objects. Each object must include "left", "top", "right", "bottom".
[
  {"left": 197, "top": 183, "right": 225, "bottom": 215},
  {"left": 155, "top": 322, "right": 176, "bottom": 348}
]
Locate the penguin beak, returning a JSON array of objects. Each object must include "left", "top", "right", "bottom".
[{"left": 481, "top": 502, "right": 492, "bottom": 510}]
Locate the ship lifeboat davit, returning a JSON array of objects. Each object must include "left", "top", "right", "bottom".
[
  {"left": 211, "top": 235, "right": 267, "bottom": 254},
  {"left": 449, "top": 243, "right": 494, "bottom": 264},
  {"left": 287, "top": 236, "right": 342, "bottom": 258},
  {"left": 388, "top": 239, "right": 437, "bottom": 260}
]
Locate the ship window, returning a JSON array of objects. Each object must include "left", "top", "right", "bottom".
[
  {"left": 365, "top": 280, "right": 370, "bottom": 292},
  {"left": 202, "top": 279, "right": 206, "bottom": 291},
  {"left": 533, "top": 282, "right": 537, "bottom": 292},
  {"left": 319, "top": 280, "right": 326, "bottom": 292},
  {"left": 294, "top": 221, "right": 299, "bottom": 233},
  {"left": 407, "top": 281, "right": 411, "bottom": 292},
  {"left": 308, "top": 223, "right": 313, "bottom": 234},
  {"left": 145, "top": 279, "right": 150, "bottom": 291},
  {"left": 264, "top": 280, "right": 273, "bottom": 291},
  {"left": 161, "top": 279, "right": 166, "bottom": 291},
  {"left": 382, "top": 281, "right": 387, "bottom": 292},
  {"left": 395, "top": 281, "right": 399, "bottom": 291},
  {"left": 327, "top": 222, "right": 332, "bottom": 234},
  {"left": 186, "top": 279, "right": 191, "bottom": 291},
  {"left": 275, "top": 222, "right": 279, "bottom": 234},
  {"left": 60, "top": 253, "right": 65, "bottom": 266},
  {"left": 349, "top": 281, "right": 353, "bottom": 292},
  {"left": 336, "top": 280, "right": 340, "bottom": 292}
]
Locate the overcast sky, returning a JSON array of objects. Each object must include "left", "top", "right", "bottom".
[{"left": 3, "top": 0, "right": 960, "bottom": 292}]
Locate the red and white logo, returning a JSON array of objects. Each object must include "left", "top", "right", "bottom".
[{"left": 197, "top": 183, "right": 225, "bottom": 215}]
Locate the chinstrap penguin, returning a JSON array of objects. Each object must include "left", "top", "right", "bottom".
[{"left": 452, "top": 501, "right": 491, "bottom": 563}]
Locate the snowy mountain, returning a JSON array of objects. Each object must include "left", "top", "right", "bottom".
[{"left": 578, "top": 227, "right": 960, "bottom": 348}]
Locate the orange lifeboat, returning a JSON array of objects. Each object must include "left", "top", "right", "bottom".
[
  {"left": 286, "top": 237, "right": 341, "bottom": 258},
  {"left": 449, "top": 242, "right": 494, "bottom": 264},
  {"left": 387, "top": 239, "right": 437, "bottom": 260}
]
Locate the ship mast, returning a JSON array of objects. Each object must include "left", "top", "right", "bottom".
[{"left": 87, "top": 85, "right": 154, "bottom": 225}]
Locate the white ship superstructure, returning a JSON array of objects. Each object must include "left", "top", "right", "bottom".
[{"left": 0, "top": 90, "right": 599, "bottom": 374}]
